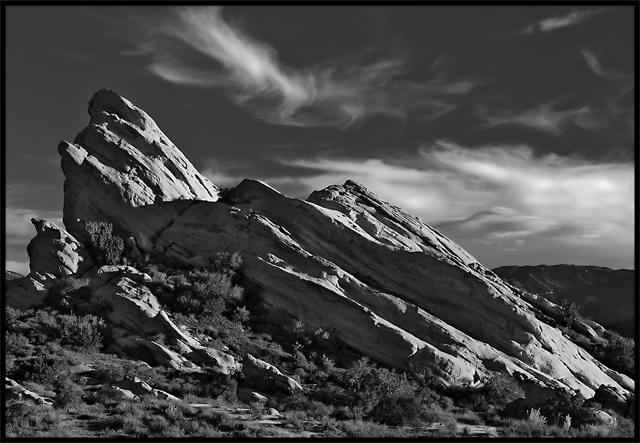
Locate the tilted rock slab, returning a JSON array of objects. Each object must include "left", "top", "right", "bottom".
[
  {"left": 53, "top": 90, "right": 633, "bottom": 401},
  {"left": 155, "top": 179, "right": 633, "bottom": 399},
  {"left": 58, "top": 89, "right": 218, "bottom": 246}
]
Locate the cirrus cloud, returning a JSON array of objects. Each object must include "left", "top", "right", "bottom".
[{"left": 125, "top": 6, "right": 477, "bottom": 128}]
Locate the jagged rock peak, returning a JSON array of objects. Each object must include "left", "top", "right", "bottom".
[
  {"left": 87, "top": 89, "right": 147, "bottom": 130},
  {"left": 59, "top": 89, "right": 219, "bottom": 244}
]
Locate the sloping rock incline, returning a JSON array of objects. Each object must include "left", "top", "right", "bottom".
[
  {"left": 155, "top": 179, "right": 633, "bottom": 399},
  {"left": 59, "top": 89, "right": 218, "bottom": 247},
  {"left": 54, "top": 90, "right": 633, "bottom": 401}
]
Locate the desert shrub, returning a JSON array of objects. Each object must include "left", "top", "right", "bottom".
[
  {"left": 56, "top": 382, "right": 85, "bottom": 407},
  {"left": 338, "top": 419, "right": 413, "bottom": 438},
  {"left": 46, "top": 277, "right": 91, "bottom": 306},
  {"left": 85, "top": 221, "right": 124, "bottom": 265},
  {"left": 210, "top": 251, "right": 243, "bottom": 275},
  {"left": 482, "top": 372, "right": 525, "bottom": 407},
  {"left": 538, "top": 389, "right": 585, "bottom": 426},
  {"left": 184, "top": 269, "right": 244, "bottom": 315},
  {"left": 560, "top": 299, "right": 579, "bottom": 328},
  {"left": 59, "top": 313, "right": 104, "bottom": 351},
  {"left": 369, "top": 395, "right": 423, "bottom": 426},
  {"left": 6, "top": 332, "right": 32, "bottom": 356},
  {"left": 22, "top": 355, "right": 70, "bottom": 387}
]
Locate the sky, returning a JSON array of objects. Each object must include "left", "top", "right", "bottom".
[{"left": 4, "top": 4, "right": 636, "bottom": 275}]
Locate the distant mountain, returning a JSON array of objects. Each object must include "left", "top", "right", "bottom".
[{"left": 493, "top": 265, "right": 635, "bottom": 338}]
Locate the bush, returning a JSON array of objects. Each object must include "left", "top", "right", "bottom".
[
  {"left": 46, "top": 277, "right": 91, "bottom": 306},
  {"left": 59, "top": 313, "right": 105, "bottom": 351},
  {"left": 183, "top": 269, "right": 244, "bottom": 316},
  {"left": 85, "top": 221, "right": 124, "bottom": 265},
  {"left": 22, "top": 355, "right": 70, "bottom": 388},
  {"left": 482, "top": 372, "right": 525, "bottom": 407}
]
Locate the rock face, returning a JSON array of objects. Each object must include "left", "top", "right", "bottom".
[
  {"left": 58, "top": 89, "right": 218, "bottom": 246},
  {"left": 26, "top": 219, "right": 94, "bottom": 277},
  {"left": 14, "top": 89, "right": 633, "bottom": 404},
  {"left": 154, "top": 178, "right": 633, "bottom": 399},
  {"left": 6, "top": 219, "right": 92, "bottom": 310}
]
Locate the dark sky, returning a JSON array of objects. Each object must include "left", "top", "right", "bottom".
[{"left": 4, "top": 5, "right": 636, "bottom": 274}]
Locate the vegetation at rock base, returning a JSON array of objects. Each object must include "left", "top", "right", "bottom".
[
  {"left": 4, "top": 253, "right": 636, "bottom": 438},
  {"left": 85, "top": 221, "right": 124, "bottom": 266}
]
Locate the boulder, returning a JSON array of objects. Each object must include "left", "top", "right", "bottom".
[
  {"left": 237, "top": 387, "right": 270, "bottom": 404},
  {"left": 243, "top": 354, "right": 302, "bottom": 395},
  {"left": 26, "top": 219, "right": 93, "bottom": 277},
  {"left": 584, "top": 385, "right": 630, "bottom": 417},
  {"left": 153, "top": 389, "right": 180, "bottom": 402},
  {"left": 5, "top": 378, "right": 55, "bottom": 406},
  {"left": 572, "top": 408, "right": 617, "bottom": 428},
  {"left": 502, "top": 397, "right": 536, "bottom": 420},
  {"left": 58, "top": 89, "right": 218, "bottom": 246},
  {"left": 188, "top": 347, "right": 239, "bottom": 375},
  {"left": 89, "top": 275, "right": 161, "bottom": 331},
  {"left": 5, "top": 272, "right": 53, "bottom": 310},
  {"left": 115, "top": 376, "right": 153, "bottom": 396}
]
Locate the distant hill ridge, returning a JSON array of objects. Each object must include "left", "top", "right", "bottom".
[{"left": 493, "top": 264, "right": 635, "bottom": 338}]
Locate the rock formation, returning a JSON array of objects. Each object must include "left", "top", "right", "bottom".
[
  {"left": 58, "top": 89, "right": 218, "bottom": 247},
  {"left": 8, "top": 89, "right": 634, "bottom": 404}
]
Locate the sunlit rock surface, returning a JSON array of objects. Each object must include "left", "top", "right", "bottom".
[
  {"left": 59, "top": 89, "right": 218, "bottom": 246},
  {"left": 9, "top": 89, "right": 632, "bottom": 403}
]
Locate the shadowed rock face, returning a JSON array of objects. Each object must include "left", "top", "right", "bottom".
[
  {"left": 59, "top": 89, "right": 218, "bottom": 247},
  {"left": 13, "top": 89, "right": 633, "bottom": 402}
]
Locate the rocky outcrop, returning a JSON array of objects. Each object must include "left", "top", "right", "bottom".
[
  {"left": 242, "top": 354, "right": 302, "bottom": 395},
  {"left": 154, "top": 179, "right": 632, "bottom": 399},
  {"left": 5, "top": 378, "right": 55, "bottom": 406},
  {"left": 58, "top": 89, "right": 218, "bottom": 246},
  {"left": 6, "top": 220, "right": 93, "bottom": 310},
  {"left": 26, "top": 219, "right": 94, "bottom": 277},
  {"left": 26, "top": 89, "right": 631, "bottom": 403}
]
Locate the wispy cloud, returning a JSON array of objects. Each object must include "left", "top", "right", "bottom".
[
  {"left": 521, "top": 9, "right": 602, "bottom": 34},
  {"left": 474, "top": 103, "right": 606, "bottom": 134},
  {"left": 580, "top": 48, "right": 628, "bottom": 82},
  {"left": 126, "top": 6, "right": 475, "bottom": 128},
  {"left": 267, "top": 142, "right": 633, "bottom": 267}
]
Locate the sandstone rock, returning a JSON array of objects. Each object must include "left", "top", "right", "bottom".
[
  {"left": 115, "top": 376, "right": 153, "bottom": 396},
  {"left": 243, "top": 354, "right": 302, "bottom": 395},
  {"left": 139, "top": 340, "right": 190, "bottom": 369},
  {"left": 502, "top": 397, "right": 536, "bottom": 419},
  {"left": 89, "top": 275, "right": 160, "bottom": 330},
  {"left": 5, "top": 272, "right": 53, "bottom": 310},
  {"left": 58, "top": 89, "right": 218, "bottom": 245},
  {"left": 237, "top": 387, "right": 270, "bottom": 404},
  {"left": 5, "top": 378, "right": 55, "bottom": 406},
  {"left": 572, "top": 408, "right": 617, "bottom": 428},
  {"left": 111, "top": 386, "right": 136, "bottom": 400},
  {"left": 153, "top": 389, "right": 180, "bottom": 402},
  {"left": 51, "top": 90, "right": 633, "bottom": 403},
  {"left": 26, "top": 219, "right": 93, "bottom": 277},
  {"left": 585, "top": 385, "right": 630, "bottom": 417},
  {"left": 188, "top": 347, "right": 239, "bottom": 375},
  {"left": 155, "top": 179, "right": 632, "bottom": 399}
]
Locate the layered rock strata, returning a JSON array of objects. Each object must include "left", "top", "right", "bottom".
[{"left": 58, "top": 89, "right": 218, "bottom": 246}]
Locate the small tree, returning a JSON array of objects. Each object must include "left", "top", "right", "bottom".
[
  {"left": 85, "top": 221, "right": 124, "bottom": 265},
  {"left": 559, "top": 300, "right": 579, "bottom": 328}
]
